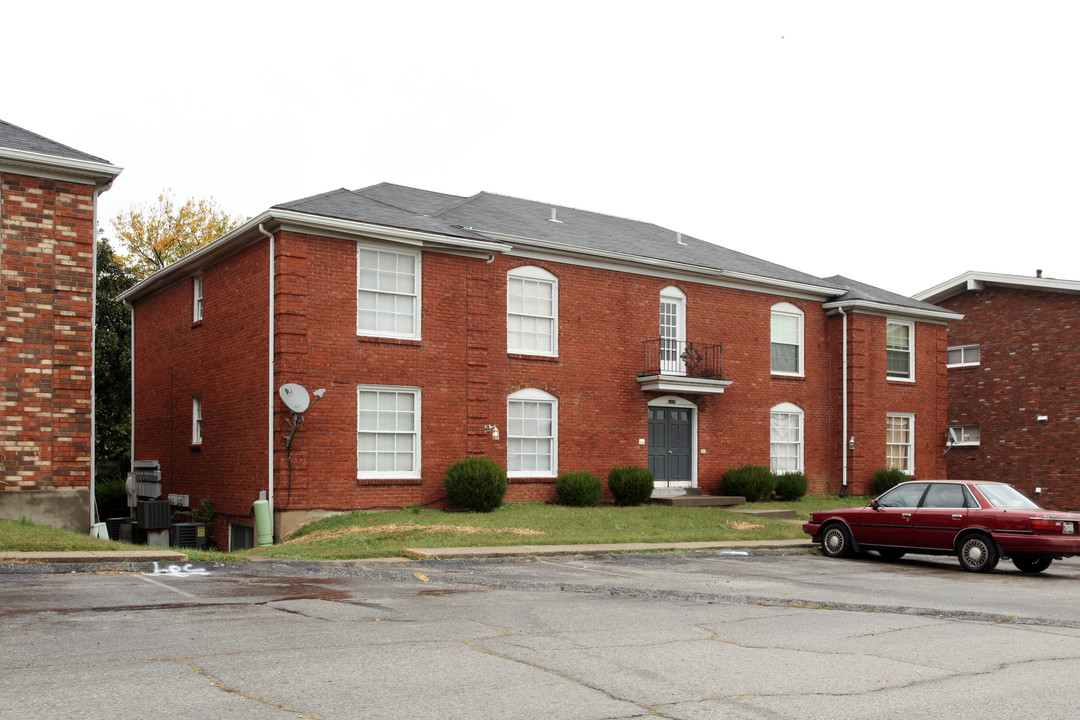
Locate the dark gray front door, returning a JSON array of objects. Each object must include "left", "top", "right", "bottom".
[{"left": 648, "top": 407, "right": 692, "bottom": 485}]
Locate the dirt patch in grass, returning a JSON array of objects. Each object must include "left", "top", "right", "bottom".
[
  {"left": 284, "top": 524, "right": 548, "bottom": 545},
  {"left": 727, "top": 521, "right": 765, "bottom": 530}
]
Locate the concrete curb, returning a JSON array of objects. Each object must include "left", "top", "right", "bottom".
[
  {"left": 0, "top": 550, "right": 189, "bottom": 563},
  {"left": 402, "top": 539, "right": 815, "bottom": 560}
]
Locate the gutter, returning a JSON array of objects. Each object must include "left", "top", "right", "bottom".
[{"left": 259, "top": 223, "right": 276, "bottom": 540}]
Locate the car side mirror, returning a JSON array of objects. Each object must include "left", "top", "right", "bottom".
[{"left": 870, "top": 499, "right": 879, "bottom": 509}]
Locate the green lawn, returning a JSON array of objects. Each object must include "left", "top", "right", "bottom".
[{"left": 1, "top": 494, "right": 870, "bottom": 562}]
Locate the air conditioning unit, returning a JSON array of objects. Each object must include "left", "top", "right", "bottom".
[
  {"left": 170, "top": 522, "right": 207, "bottom": 549},
  {"left": 137, "top": 499, "right": 171, "bottom": 530}
]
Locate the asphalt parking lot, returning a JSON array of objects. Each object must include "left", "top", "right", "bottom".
[{"left": 3, "top": 550, "right": 1079, "bottom": 719}]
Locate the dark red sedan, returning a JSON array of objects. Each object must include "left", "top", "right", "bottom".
[{"left": 803, "top": 480, "right": 1080, "bottom": 573}]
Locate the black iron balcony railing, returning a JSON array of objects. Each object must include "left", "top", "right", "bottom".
[{"left": 640, "top": 339, "right": 724, "bottom": 379}]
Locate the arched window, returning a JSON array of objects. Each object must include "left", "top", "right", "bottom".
[
  {"left": 771, "top": 302, "right": 804, "bottom": 376},
  {"left": 507, "top": 388, "right": 557, "bottom": 477},
  {"left": 770, "top": 402, "right": 803, "bottom": 473},
  {"left": 507, "top": 266, "right": 558, "bottom": 356}
]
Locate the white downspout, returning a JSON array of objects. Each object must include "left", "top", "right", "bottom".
[
  {"left": 259, "top": 224, "right": 275, "bottom": 538},
  {"left": 839, "top": 307, "right": 848, "bottom": 497}
]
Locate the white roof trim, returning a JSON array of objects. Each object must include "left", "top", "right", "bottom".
[
  {"left": 822, "top": 298, "right": 963, "bottom": 322},
  {"left": 117, "top": 209, "right": 513, "bottom": 304},
  {"left": 0, "top": 147, "right": 122, "bottom": 185},
  {"left": 913, "top": 271, "right": 1080, "bottom": 304},
  {"left": 476, "top": 230, "right": 843, "bottom": 299}
]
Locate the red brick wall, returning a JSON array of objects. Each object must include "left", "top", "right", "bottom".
[
  {"left": 938, "top": 287, "right": 1080, "bottom": 511},
  {"left": 0, "top": 173, "right": 96, "bottom": 493},
  {"left": 132, "top": 228, "right": 953, "bottom": 540},
  {"left": 840, "top": 312, "right": 949, "bottom": 494}
]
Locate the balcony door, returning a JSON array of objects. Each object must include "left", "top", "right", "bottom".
[{"left": 659, "top": 287, "right": 686, "bottom": 375}]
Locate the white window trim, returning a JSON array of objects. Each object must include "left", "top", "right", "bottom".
[
  {"left": 356, "top": 385, "right": 422, "bottom": 480},
  {"left": 948, "top": 424, "right": 980, "bottom": 447},
  {"left": 192, "top": 395, "right": 202, "bottom": 445},
  {"left": 886, "top": 319, "right": 915, "bottom": 382},
  {"left": 886, "top": 412, "right": 915, "bottom": 474},
  {"left": 770, "top": 302, "right": 804, "bottom": 377},
  {"left": 356, "top": 244, "right": 422, "bottom": 340},
  {"left": 769, "top": 402, "right": 804, "bottom": 473},
  {"left": 507, "top": 265, "right": 558, "bottom": 356},
  {"left": 193, "top": 275, "right": 203, "bottom": 322},
  {"left": 507, "top": 388, "right": 558, "bottom": 478},
  {"left": 946, "top": 344, "right": 980, "bottom": 368}
]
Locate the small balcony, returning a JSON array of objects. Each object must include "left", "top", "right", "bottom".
[{"left": 637, "top": 339, "right": 733, "bottom": 394}]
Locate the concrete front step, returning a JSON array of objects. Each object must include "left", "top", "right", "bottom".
[{"left": 650, "top": 495, "right": 746, "bottom": 507}]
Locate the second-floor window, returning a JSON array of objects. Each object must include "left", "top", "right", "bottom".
[
  {"left": 948, "top": 424, "right": 980, "bottom": 446},
  {"left": 659, "top": 286, "right": 687, "bottom": 374},
  {"left": 947, "top": 345, "right": 980, "bottom": 367},
  {"left": 193, "top": 275, "right": 203, "bottom": 322},
  {"left": 770, "top": 303, "right": 804, "bottom": 376},
  {"left": 886, "top": 320, "right": 914, "bottom": 380},
  {"left": 507, "top": 266, "right": 557, "bottom": 355},
  {"left": 357, "top": 246, "right": 420, "bottom": 339}
]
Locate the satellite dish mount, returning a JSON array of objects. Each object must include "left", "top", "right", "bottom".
[{"left": 280, "top": 383, "right": 326, "bottom": 458}]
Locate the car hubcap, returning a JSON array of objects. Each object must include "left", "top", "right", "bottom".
[
  {"left": 966, "top": 543, "right": 983, "bottom": 564},
  {"left": 827, "top": 532, "right": 842, "bottom": 552}
]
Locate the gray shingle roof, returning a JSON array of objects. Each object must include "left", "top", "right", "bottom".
[
  {"left": 0, "top": 119, "right": 111, "bottom": 164},
  {"left": 347, "top": 183, "right": 839, "bottom": 289},
  {"left": 823, "top": 275, "right": 949, "bottom": 312}
]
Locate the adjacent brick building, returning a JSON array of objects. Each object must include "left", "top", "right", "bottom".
[
  {"left": 119, "top": 184, "right": 958, "bottom": 549},
  {"left": 0, "top": 120, "right": 122, "bottom": 531},
  {"left": 916, "top": 271, "right": 1080, "bottom": 511}
]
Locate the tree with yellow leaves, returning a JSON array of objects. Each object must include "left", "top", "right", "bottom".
[{"left": 110, "top": 191, "right": 244, "bottom": 278}]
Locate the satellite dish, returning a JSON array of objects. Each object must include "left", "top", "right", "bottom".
[{"left": 279, "top": 384, "right": 311, "bottom": 414}]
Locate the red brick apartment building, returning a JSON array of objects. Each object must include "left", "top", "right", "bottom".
[
  {"left": 916, "top": 271, "right": 1080, "bottom": 511},
  {"left": 0, "top": 120, "right": 121, "bottom": 531},
  {"left": 118, "top": 183, "right": 959, "bottom": 548}
]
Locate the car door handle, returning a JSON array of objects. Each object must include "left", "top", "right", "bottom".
[
  {"left": 902, "top": 513, "right": 912, "bottom": 518},
  {"left": 952, "top": 514, "right": 963, "bottom": 519}
]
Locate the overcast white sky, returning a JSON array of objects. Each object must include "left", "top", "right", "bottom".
[{"left": 6, "top": 1, "right": 1079, "bottom": 296}]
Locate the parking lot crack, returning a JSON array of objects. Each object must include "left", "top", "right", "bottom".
[{"left": 178, "top": 659, "right": 323, "bottom": 718}]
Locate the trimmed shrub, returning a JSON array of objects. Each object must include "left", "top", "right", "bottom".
[
  {"left": 872, "top": 468, "right": 911, "bottom": 495},
  {"left": 721, "top": 464, "right": 776, "bottom": 502},
  {"left": 608, "top": 465, "right": 654, "bottom": 506},
  {"left": 443, "top": 456, "right": 507, "bottom": 513},
  {"left": 555, "top": 471, "right": 604, "bottom": 507},
  {"left": 774, "top": 471, "right": 809, "bottom": 501}
]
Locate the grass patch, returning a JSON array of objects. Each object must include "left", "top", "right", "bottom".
[
  {"left": 0, "top": 518, "right": 243, "bottom": 563},
  {"left": 741, "top": 493, "right": 869, "bottom": 520},
  {"left": 249, "top": 496, "right": 869, "bottom": 561}
]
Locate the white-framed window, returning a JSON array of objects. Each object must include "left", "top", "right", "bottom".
[
  {"left": 659, "top": 286, "right": 687, "bottom": 374},
  {"left": 507, "top": 266, "right": 557, "bottom": 355},
  {"left": 357, "top": 245, "right": 420, "bottom": 339},
  {"left": 948, "top": 424, "right": 980, "bottom": 447},
  {"left": 886, "top": 320, "right": 914, "bottom": 381},
  {"left": 770, "top": 302, "right": 804, "bottom": 376},
  {"left": 770, "top": 402, "right": 804, "bottom": 473},
  {"left": 356, "top": 386, "right": 420, "bottom": 478},
  {"left": 193, "top": 275, "right": 203, "bottom": 322},
  {"left": 947, "top": 345, "right": 980, "bottom": 368},
  {"left": 192, "top": 395, "right": 202, "bottom": 444},
  {"left": 886, "top": 413, "right": 914, "bottom": 473},
  {"left": 507, "top": 388, "right": 557, "bottom": 477}
]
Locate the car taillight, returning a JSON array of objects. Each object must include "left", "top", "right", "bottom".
[{"left": 1030, "top": 517, "right": 1069, "bottom": 533}]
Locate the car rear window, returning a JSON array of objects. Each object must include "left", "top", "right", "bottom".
[{"left": 976, "top": 484, "right": 1041, "bottom": 509}]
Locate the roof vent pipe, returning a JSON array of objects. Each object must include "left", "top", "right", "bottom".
[
  {"left": 549, "top": 208, "right": 562, "bottom": 223},
  {"left": 676, "top": 232, "right": 686, "bottom": 245}
]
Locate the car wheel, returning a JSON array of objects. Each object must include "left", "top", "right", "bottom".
[
  {"left": 878, "top": 549, "right": 906, "bottom": 561},
  {"left": 820, "top": 523, "right": 853, "bottom": 558},
  {"left": 957, "top": 533, "right": 999, "bottom": 573},
  {"left": 1011, "top": 555, "right": 1053, "bottom": 573}
]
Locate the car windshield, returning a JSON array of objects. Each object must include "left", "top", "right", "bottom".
[{"left": 976, "top": 483, "right": 1041, "bottom": 509}]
